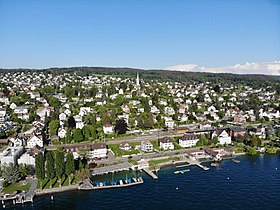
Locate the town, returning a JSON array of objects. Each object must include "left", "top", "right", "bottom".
[{"left": 0, "top": 69, "right": 280, "bottom": 205}]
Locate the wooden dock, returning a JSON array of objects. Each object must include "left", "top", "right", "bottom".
[
  {"left": 143, "top": 168, "right": 158, "bottom": 179},
  {"left": 92, "top": 177, "right": 144, "bottom": 190}
]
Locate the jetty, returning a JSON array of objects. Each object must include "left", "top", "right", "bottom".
[
  {"left": 92, "top": 177, "right": 143, "bottom": 190},
  {"left": 185, "top": 158, "right": 209, "bottom": 171},
  {"left": 143, "top": 168, "right": 158, "bottom": 179}
]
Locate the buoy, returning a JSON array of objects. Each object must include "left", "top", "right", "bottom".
[
  {"left": 176, "top": 187, "right": 179, "bottom": 190},
  {"left": 51, "top": 196, "right": 54, "bottom": 201},
  {"left": 227, "top": 177, "right": 230, "bottom": 180}
]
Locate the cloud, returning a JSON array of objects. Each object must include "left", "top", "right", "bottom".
[{"left": 165, "top": 61, "right": 280, "bottom": 76}]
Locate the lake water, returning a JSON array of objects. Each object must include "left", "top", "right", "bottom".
[{"left": 3, "top": 154, "right": 280, "bottom": 210}]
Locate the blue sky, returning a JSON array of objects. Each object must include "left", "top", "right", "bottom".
[{"left": 0, "top": 0, "right": 279, "bottom": 71}]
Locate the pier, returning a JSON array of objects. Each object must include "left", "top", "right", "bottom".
[
  {"left": 184, "top": 158, "right": 209, "bottom": 171},
  {"left": 92, "top": 177, "right": 144, "bottom": 190},
  {"left": 143, "top": 168, "right": 158, "bottom": 179}
]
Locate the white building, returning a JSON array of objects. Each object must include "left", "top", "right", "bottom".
[
  {"left": 119, "top": 141, "right": 132, "bottom": 151},
  {"left": 212, "top": 129, "right": 232, "bottom": 145},
  {"left": 165, "top": 117, "right": 174, "bottom": 128},
  {"left": 179, "top": 134, "right": 200, "bottom": 148},
  {"left": 27, "top": 135, "right": 43, "bottom": 148},
  {"left": 0, "top": 146, "right": 24, "bottom": 165},
  {"left": 87, "top": 143, "right": 107, "bottom": 159},
  {"left": 58, "top": 128, "right": 67, "bottom": 139},
  {"left": 159, "top": 137, "right": 174, "bottom": 150},
  {"left": 103, "top": 125, "right": 114, "bottom": 134},
  {"left": 141, "top": 141, "right": 153, "bottom": 152},
  {"left": 17, "top": 152, "right": 35, "bottom": 166}
]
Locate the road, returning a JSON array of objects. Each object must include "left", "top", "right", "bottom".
[
  {"left": 94, "top": 147, "right": 201, "bottom": 165},
  {"left": 46, "top": 130, "right": 184, "bottom": 150}
]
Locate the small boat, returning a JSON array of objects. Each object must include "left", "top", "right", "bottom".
[
  {"left": 211, "top": 162, "right": 220, "bottom": 167},
  {"left": 174, "top": 169, "right": 190, "bottom": 174},
  {"left": 232, "top": 159, "right": 240, "bottom": 164}
]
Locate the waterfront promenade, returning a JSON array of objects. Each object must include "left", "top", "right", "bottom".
[{"left": 90, "top": 162, "right": 132, "bottom": 176}]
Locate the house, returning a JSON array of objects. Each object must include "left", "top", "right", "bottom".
[
  {"left": 159, "top": 137, "right": 174, "bottom": 150},
  {"left": 212, "top": 129, "right": 232, "bottom": 145},
  {"left": 0, "top": 108, "right": 6, "bottom": 122},
  {"left": 14, "top": 106, "right": 29, "bottom": 120},
  {"left": 165, "top": 117, "right": 174, "bottom": 128},
  {"left": 179, "top": 134, "right": 200, "bottom": 148},
  {"left": 59, "top": 113, "right": 67, "bottom": 121},
  {"left": 87, "top": 143, "right": 107, "bottom": 159},
  {"left": 164, "top": 107, "right": 175, "bottom": 115},
  {"left": 17, "top": 152, "right": 35, "bottom": 166},
  {"left": 0, "top": 146, "right": 24, "bottom": 165},
  {"left": 26, "top": 135, "right": 43, "bottom": 148},
  {"left": 141, "top": 141, "right": 153, "bottom": 152},
  {"left": 36, "top": 107, "right": 53, "bottom": 121},
  {"left": 234, "top": 115, "right": 246, "bottom": 124},
  {"left": 103, "top": 125, "right": 114, "bottom": 134},
  {"left": 249, "top": 125, "right": 266, "bottom": 139},
  {"left": 204, "top": 148, "right": 222, "bottom": 161},
  {"left": 9, "top": 137, "right": 23, "bottom": 147},
  {"left": 10, "top": 102, "right": 17, "bottom": 110},
  {"left": 119, "top": 141, "right": 132, "bottom": 151},
  {"left": 230, "top": 127, "right": 247, "bottom": 139},
  {"left": 58, "top": 128, "right": 67, "bottom": 139}
]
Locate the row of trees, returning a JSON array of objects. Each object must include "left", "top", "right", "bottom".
[{"left": 35, "top": 150, "right": 75, "bottom": 188}]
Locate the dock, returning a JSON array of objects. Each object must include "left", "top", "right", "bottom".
[
  {"left": 185, "top": 158, "right": 209, "bottom": 171},
  {"left": 92, "top": 177, "right": 144, "bottom": 190},
  {"left": 143, "top": 168, "right": 158, "bottom": 179}
]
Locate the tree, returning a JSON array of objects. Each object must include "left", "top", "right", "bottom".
[
  {"left": 49, "top": 97, "right": 60, "bottom": 107},
  {"left": 56, "top": 150, "right": 65, "bottom": 187},
  {"left": 213, "top": 85, "right": 221, "bottom": 93},
  {"left": 65, "top": 152, "right": 75, "bottom": 185},
  {"left": 49, "top": 120, "right": 59, "bottom": 137},
  {"left": 1, "top": 163, "right": 20, "bottom": 185},
  {"left": 19, "top": 164, "right": 28, "bottom": 179},
  {"left": 115, "top": 118, "right": 128, "bottom": 135},
  {"left": 277, "top": 129, "right": 280, "bottom": 138},
  {"left": 68, "top": 116, "right": 76, "bottom": 128},
  {"left": 46, "top": 152, "right": 55, "bottom": 188},
  {"left": 73, "top": 129, "right": 84, "bottom": 142},
  {"left": 35, "top": 152, "right": 45, "bottom": 189},
  {"left": 212, "top": 136, "right": 219, "bottom": 145}
]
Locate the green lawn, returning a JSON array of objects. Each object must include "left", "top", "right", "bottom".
[
  {"left": 2, "top": 182, "right": 31, "bottom": 194},
  {"left": 148, "top": 157, "right": 180, "bottom": 166},
  {"left": 108, "top": 144, "right": 140, "bottom": 157}
]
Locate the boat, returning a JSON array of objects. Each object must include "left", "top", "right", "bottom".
[
  {"left": 174, "top": 169, "right": 190, "bottom": 174},
  {"left": 232, "top": 159, "right": 240, "bottom": 164},
  {"left": 211, "top": 162, "right": 220, "bottom": 167}
]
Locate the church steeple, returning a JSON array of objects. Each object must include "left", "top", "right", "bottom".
[
  {"left": 136, "top": 72, "right": 140, "bottom": 90},
  {"left": 136, "top": 72, "right": 139, "bottom": 86}
]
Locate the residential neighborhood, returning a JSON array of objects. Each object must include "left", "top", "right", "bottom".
[{"left": 0, "top": 69, "right": 280, "bottom": 201}]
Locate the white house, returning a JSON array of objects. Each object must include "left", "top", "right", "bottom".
[
  {"left": 27, "top": 135, "right": 43, "bottom": 148},
  {"left": 87, "top": 143, "right": 107, "bottom": 159},
  {"left": 17, "top": 152, "right": 35, "bottom": 166},
  {"left": 212, "top": 129, "right": 232, "bottom": 145},
  {"left": 165, "top": 117, "right": 174, "bottom": 128},
  {"left": 0, "top": 108, "right": 6, "bottom": 122},
  {"left": 0, "top": 146, "right": 24, "bottom": 165},
  {"left": 119, "top": 141, "right": 132, "bottom": 151},
  {"left": 59, "top": 113, "right": 67, "bottom": 121},
  {"left": 9, "top": 138, "right": 23, "bottom": 147},
  {"left": 159, "top": 137, "right": 174, "bottom": 150},
  {"left": 179, "top": 134, "right": 200, "bottom": 148},
  {"left": 141, "top": 141, "right": 153, "bottom": 152},
  {"left": 103, "top": 125, "right": 114, "bottom": 134},
  {"left": 58, "top": 128, "right": 67, "bottom": 139}
]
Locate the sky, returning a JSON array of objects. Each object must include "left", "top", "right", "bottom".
[{"left": 0, "top": 0, "right": 279, "bottom": 75}]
